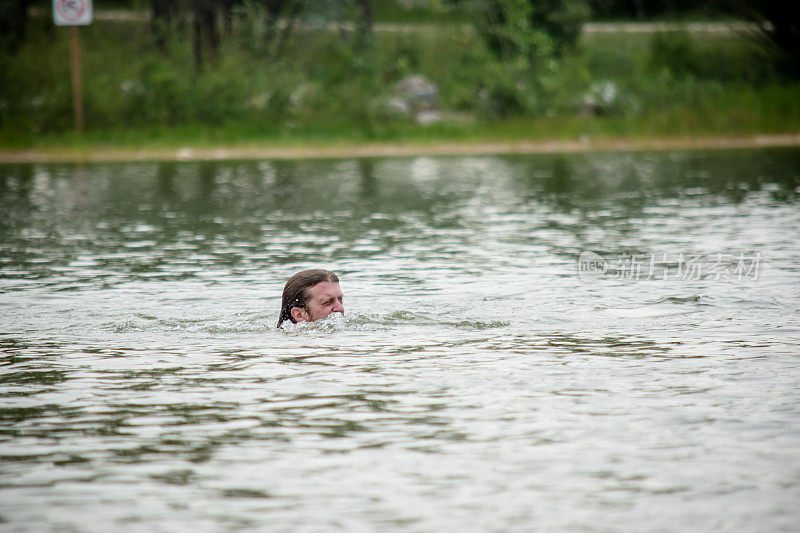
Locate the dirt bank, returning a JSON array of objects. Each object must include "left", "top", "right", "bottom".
[{"left": 2, "top": 134, "right": 799, "bottom": 164}]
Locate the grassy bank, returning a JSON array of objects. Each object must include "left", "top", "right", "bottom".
[{"left": 1, "top": 14, "right": 799, "bottom": 152}]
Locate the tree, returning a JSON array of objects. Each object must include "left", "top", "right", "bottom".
[
  {"left": 740, "top": 0, "right": 800, "bottom": 77},
  {"left": 148, "top": 0, "right": 375, "bottom": 66},
  {"left": 353, "top": 0, "right": 373, "bottom": 48},
  {"left": 151, "top": 0, "right": 179, "bottom": 52},
  {"left": 470, "top": 0, "right": 588, "bottom": 63},
  {"left": 150, "top": 0, "right": 222, "bottom": 69},
  {"left": 457, "top": 0, "right": 589, "bottom": 116},
  {"left": 0, "top": 0, "right": 30, "bottom": 51},
  {"left": 191, "top": 0, "right": 219, "bottom": 69}
]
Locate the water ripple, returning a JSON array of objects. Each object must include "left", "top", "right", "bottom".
[{"left": 1, "top": 151, "right": 799, "bottom": 531}]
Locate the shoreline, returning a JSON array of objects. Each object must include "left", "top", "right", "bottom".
[{"left": 2, "top": 133, "right": 799, "bottom": 164}]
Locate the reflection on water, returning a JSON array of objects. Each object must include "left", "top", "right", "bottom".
[{"left": 1, "top": 149, "right": 799, "bottom": 531}]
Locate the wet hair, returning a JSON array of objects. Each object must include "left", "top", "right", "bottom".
[{"left": 277, "top": 269, "right": 339, "bottom": 327}]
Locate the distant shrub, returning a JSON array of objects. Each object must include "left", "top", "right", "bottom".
[
  {"left": 463, "top": 0, "right": 590, "bottom": 117},
  {"left": 0, "top": 4, "right": 797, "bottom": 142},
  {"left": 648, "top": 32, "right": 697, "bottom": 77},
  {"left": 647, "top": 31, "right": 779, "bottom": 83}
]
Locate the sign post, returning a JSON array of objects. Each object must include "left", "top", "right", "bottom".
[{"left": 53, "top": 0, "right": 93, "bottom": 133}]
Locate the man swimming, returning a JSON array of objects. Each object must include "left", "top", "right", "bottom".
[{"left": 277, "top": 269, "right": 344, "bottom": 327}]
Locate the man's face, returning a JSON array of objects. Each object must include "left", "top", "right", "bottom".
[{"left": 291, "top": 281, "right": 344, "bottom": 323}]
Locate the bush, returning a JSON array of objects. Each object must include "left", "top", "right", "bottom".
[
  {"left": 0, "top": 3, "right": 797, "bottom": 143},
  {"left": 465, "top": 0, "right": 589, "bottom": 117}
]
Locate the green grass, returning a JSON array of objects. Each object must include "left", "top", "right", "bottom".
[{"left": 1, "top": 15, "right": 799, "bottom": 153}]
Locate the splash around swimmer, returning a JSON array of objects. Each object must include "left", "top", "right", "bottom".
[{"left": 277, "top": 269, "right": 344, "bottom": 327}]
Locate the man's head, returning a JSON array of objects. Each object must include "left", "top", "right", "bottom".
[{"left": 277, "top": 269, "right": 344, "bottom": 327}]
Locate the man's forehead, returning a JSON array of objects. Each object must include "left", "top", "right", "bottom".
[{"left": 309, "top": 281, "right": 342, "bottom": 298}]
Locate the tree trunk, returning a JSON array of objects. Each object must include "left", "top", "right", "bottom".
[
  {"left": 354, "top": 0, "right": 373, "bottom": 48},
  {"left": 151, "top": 0, "right": 172, "bottom": 52},
  {"left": 0, "top": 0, "right": 30, "bottom": 51},
  {"left": 191, "top": 0, "right": 219, "bottom": 70}
]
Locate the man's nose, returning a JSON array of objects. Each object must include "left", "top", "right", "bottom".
[{"left": 333, "top": 300, "right": 344, "bottom": 314}]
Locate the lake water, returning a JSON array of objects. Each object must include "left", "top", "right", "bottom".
[{"left": 1, "top": 149, "right": 799, "bottom": 532}]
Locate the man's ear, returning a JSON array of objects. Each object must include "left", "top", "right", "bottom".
[{"left": 290, "top": 306, "right": 309, "bottom": 323}]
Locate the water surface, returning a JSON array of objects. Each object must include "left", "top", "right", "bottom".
[{"left": 1, "top": 149, "right": 799, "bottom": 531}]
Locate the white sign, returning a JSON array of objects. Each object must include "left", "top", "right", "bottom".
[{"left": 53, "top": 0, "right": 93, "bottom": 26}]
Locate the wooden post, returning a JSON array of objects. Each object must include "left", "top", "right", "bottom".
[{"left": 69, "top": 25, "right": 84, "bottom": 133}]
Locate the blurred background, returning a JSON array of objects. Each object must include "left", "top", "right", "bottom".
[{"left": 0, "top": 0, "right": 798, "bottom": 147}]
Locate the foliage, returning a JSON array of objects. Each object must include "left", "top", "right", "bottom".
[
  {"left": 730, "top": 0, "right": 800, "bottom": 78},
  {"left": 586, "top": 0, "right": 736, "bottom": 20},
  {"left": 646, "top": 31, "right": 780, "bottom": 84},
  {"left": 587, "top": 0, "right": 800, "bottom": 78},
  {"left": 0, "top": 0, "right": 29, "bottom": 51},
  {"left": 0, "top": 1, "right": 799, "bottom": 145},
  {"left": 458, "top": 0, "right": 589, "bottom": 116}
]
